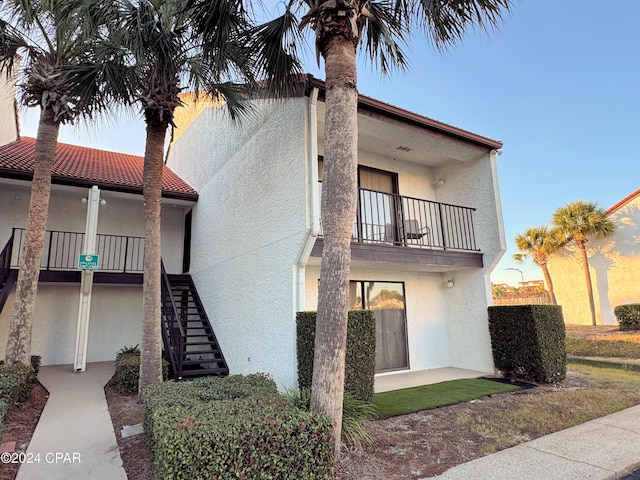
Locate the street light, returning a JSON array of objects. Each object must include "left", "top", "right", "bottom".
[{"left": 505, "top": 267, "right": 524, "bottom": 285}]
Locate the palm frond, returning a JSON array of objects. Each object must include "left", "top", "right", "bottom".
[
  {"left": 243, "top": 6, "right": 305, "bottom": 97},
  {"left": 359, "top": 1, "right": 410, "bottom": 76},
  {"left": 412, "top": 0, "right": 513, "bottom": 51}
]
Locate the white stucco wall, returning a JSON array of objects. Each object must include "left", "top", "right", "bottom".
[
  {"left": 0, "top": 77, "right": 17, "bottom": 146},
  {"left": 0, "top": 181, "right": 189, "bottom": 364},
  {"left": 167, "top": 98, "right": 310, "bottom": 389},
  {"left": 0, "top": 285, "right": 143, "bottom": 364},
  {"left": 549, "top": 194, "right": 640, "bottom": 325}
]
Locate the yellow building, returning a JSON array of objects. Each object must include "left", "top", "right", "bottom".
[{"left": 548, "top": 190, "right": 640, "bottom": 325}]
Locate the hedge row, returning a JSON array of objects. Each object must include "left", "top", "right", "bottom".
[
  {"left": 297, "top": 310, "right": 376, "bottom": 402},
  {"left": 143, "top": 374, "right": 334, "bottom": 479},
  {"left": 488, "top": 305, "right": 566, "bottom": 383},
  {"left": 614, "top": 304, "right": 640, "bottom": 331},
  {"left": 0, "top": 363, "right": 36, "bottom": 431}
]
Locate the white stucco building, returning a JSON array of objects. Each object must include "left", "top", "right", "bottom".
[
  {"left": 0, "top": 136, "right": 196, "bottom": 365},
  {"left": 165, "top": 77, "right": 507, "bottom": 389},
  {"left": 549, "top": 190, "right": 640, "bottom": 325},
  {"left": 0, "top": 76, "right": 507, "bottom": 389}
]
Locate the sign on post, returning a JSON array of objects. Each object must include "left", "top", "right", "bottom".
[{"left": 78, "top": 254, "right": 99, "bottom": 270}]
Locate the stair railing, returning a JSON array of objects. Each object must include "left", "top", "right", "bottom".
[
  {"left": 0, "top": 231, "right": 15, "bottom": 287},
  {"left": 160, "top": 261, "right": 185, "bottom": 378}
]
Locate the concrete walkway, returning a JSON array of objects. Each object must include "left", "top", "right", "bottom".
[
  {"left": 17, "top": 362, "right": 126, "bottom": 480},
  {"left": 431, "top": 404, "right": 640, "bottom": 480}
]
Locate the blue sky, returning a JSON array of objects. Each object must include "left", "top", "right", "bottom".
[{"left": 20, "top": 0, "right": 640, "bottom": 286}]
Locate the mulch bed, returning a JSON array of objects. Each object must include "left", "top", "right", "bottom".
[{"left": 0, "top": 382, "right": 48, "bottom": 480}]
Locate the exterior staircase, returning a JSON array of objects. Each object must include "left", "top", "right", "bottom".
[
  {"left": 161, "top": 267, "right": 229, "bottom": 380},
  {"left": 0, "top": 233, "right": 16, "bottom": 313}
]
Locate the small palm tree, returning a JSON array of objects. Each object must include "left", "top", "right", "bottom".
[
  {"left": 552, "top": 201, "right": 615, "bottom": 326},
  {"left": 513, "top": 226, "right": 564, "bottom": 304},
  {"left": 0, "top": 0, "right": 128, "bottom": 365}
]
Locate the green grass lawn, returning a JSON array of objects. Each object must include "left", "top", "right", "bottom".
[{"left": 373, "top": 378, "right": 521, "bottom": 419}]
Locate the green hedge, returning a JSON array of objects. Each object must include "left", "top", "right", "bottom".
[
  {"left": 296, "top": 310, "right": 376, "bottom": 402},
  {"left": 143, "top": 374, "right": 333, "bottom": 479},
  {"left": 0, "top": 363, "right": 36, "bottom": 431},
  {"left": 114, "top": 347, "right": 169, "bottom": 395},
  {"left": 488, "top": 305, "right": 566, "bottom": 383},
  {"left": 614, "top": 304, "right": 640, "bottom": 331}
]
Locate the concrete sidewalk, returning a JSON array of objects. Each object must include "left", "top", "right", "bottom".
[
  {"left": 431, "top": 404, "right": 640, "bottom": 480},
  {"left": 17, "top": 362, "right": 126, "bottom": 480}
]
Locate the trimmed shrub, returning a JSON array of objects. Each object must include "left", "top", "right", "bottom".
[
  {"left": 488, "top": 305, "right": 566, "bottom": 383},
  {"left": 0, "top": 363, "right": 35, "bottom": 403},
  {"left": 614, "top": 304, "right": 640, "bottom": 331},
  {"left": 143, "top": 374, "right": 333, "bottom": 479},
  {"left": 0, "top": 363, "right": 36, "bottom": 432},
  {"left": 114, "top": 346, "right": 169, "bottom": 395},
  {"left": 297, "top": 310, "right": 376, "bottom": 402}
]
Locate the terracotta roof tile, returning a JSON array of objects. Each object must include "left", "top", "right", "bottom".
[{"left": 0, "top": 137, "right": 197, "bottom": 201}]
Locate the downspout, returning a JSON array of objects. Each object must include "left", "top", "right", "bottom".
[{"left": 294, "top": 87, "right": 320, "bottom": 312}]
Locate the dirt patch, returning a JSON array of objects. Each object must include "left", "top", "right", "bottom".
[
  {"left": 0, "top": 382, "right": 48, "bottom": 480},
  {"left": 104, "top": 381, "right": 155, "bottom": 480}
]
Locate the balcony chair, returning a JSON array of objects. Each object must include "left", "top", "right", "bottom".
[{"left": 402, "top": 219, "right": 430, "bottom": 245}]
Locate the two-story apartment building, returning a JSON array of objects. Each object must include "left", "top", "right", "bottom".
[{"left": 166, "top": 76, "right": 507, "bottom": 389}]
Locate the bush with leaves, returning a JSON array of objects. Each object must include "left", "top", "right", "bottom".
[
  {"left": 0, "top": 363, "right": 36, "bottom": 431},
  {"left": 143, "top": 374, "right": 334, "bottom": 479},
  {"left": 614, "top": 304, "right": 640, "bottom": 331},
  {"left": 114, "top": 345, "right": 169, "bottom": 395}
]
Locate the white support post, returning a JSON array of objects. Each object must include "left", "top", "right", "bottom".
[{"left": 74, "top": 186, "right": 101, "bottom": 372}]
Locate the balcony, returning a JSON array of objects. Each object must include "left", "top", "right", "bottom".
[
  {"left": 312, "top": 189, "right": 483, "bottom": 270},
  {"left": 6, "top": 228, "right": 145, "bottom": 283}
]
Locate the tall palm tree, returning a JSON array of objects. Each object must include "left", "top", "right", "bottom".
[
  {"left": 100, "top": 0, "right": 301, "bottom": 398},
  {"left": 513, "top": 226, "right": 564, "bottom": 304},
  {"left": 0, "top": 0, "right": 128, "bottom": 365},
  {"left": 205, "top": 0, "right": 513, "bottom": 456},
  {"left": 552, "top": 201, "right": 615, "bottom": 326}
]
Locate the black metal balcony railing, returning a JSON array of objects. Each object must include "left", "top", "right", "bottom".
[
  {"left": 11, "top": 228, "right": 145, "bottom": 273},
  {"left": 320, "top": 189, "right": 479, "bottom": 251}
]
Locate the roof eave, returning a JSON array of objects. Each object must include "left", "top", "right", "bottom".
[
  {"left": 306, "top": 76, "right": 503, "bottom": 150},
  {"left": 0, "top": 169, "right": 199, "bottom": 202}
]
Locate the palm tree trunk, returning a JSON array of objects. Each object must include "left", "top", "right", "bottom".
[
  {"left": 138, "top": 119, "right": 166, "bottom": 399},
  {"left": 578, "top": 243, "right": 597, "bottom": 326},
  {"left": 540, "top": 263, "right": 557, "bottom": 305},
  {"left": 311, "top": 31, "right": 359, "bottom": 459},
  {"left": 5, "top": 107, "right": 59, "bottom": 365}
]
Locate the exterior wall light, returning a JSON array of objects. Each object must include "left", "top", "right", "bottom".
[{"left": 446, "top": 279, "right": 454, "bottom": 288}]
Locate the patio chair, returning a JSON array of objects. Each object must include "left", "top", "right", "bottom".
[{"left": 402, "top": 219, "right": 430, "bottom": 245}]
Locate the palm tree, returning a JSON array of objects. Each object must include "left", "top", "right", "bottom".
[
  {"left": 100, "top": 0, "right": 301, "bottom": 398},
  {"left": 552, "top": 201, "right": 615, "bottom": 326},
  {"left": 0, "top": 0, "right": 127, "bottom": 365},
  {"left": 513, "top": 226, "right": 564, "bottom": 304},
  {"left": 208, "top": 0, "right": 513, "bottom": 456}
]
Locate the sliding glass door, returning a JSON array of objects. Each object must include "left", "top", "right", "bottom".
[{"left": 349, "top": 281, "right": 408, "bottom": 372}]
